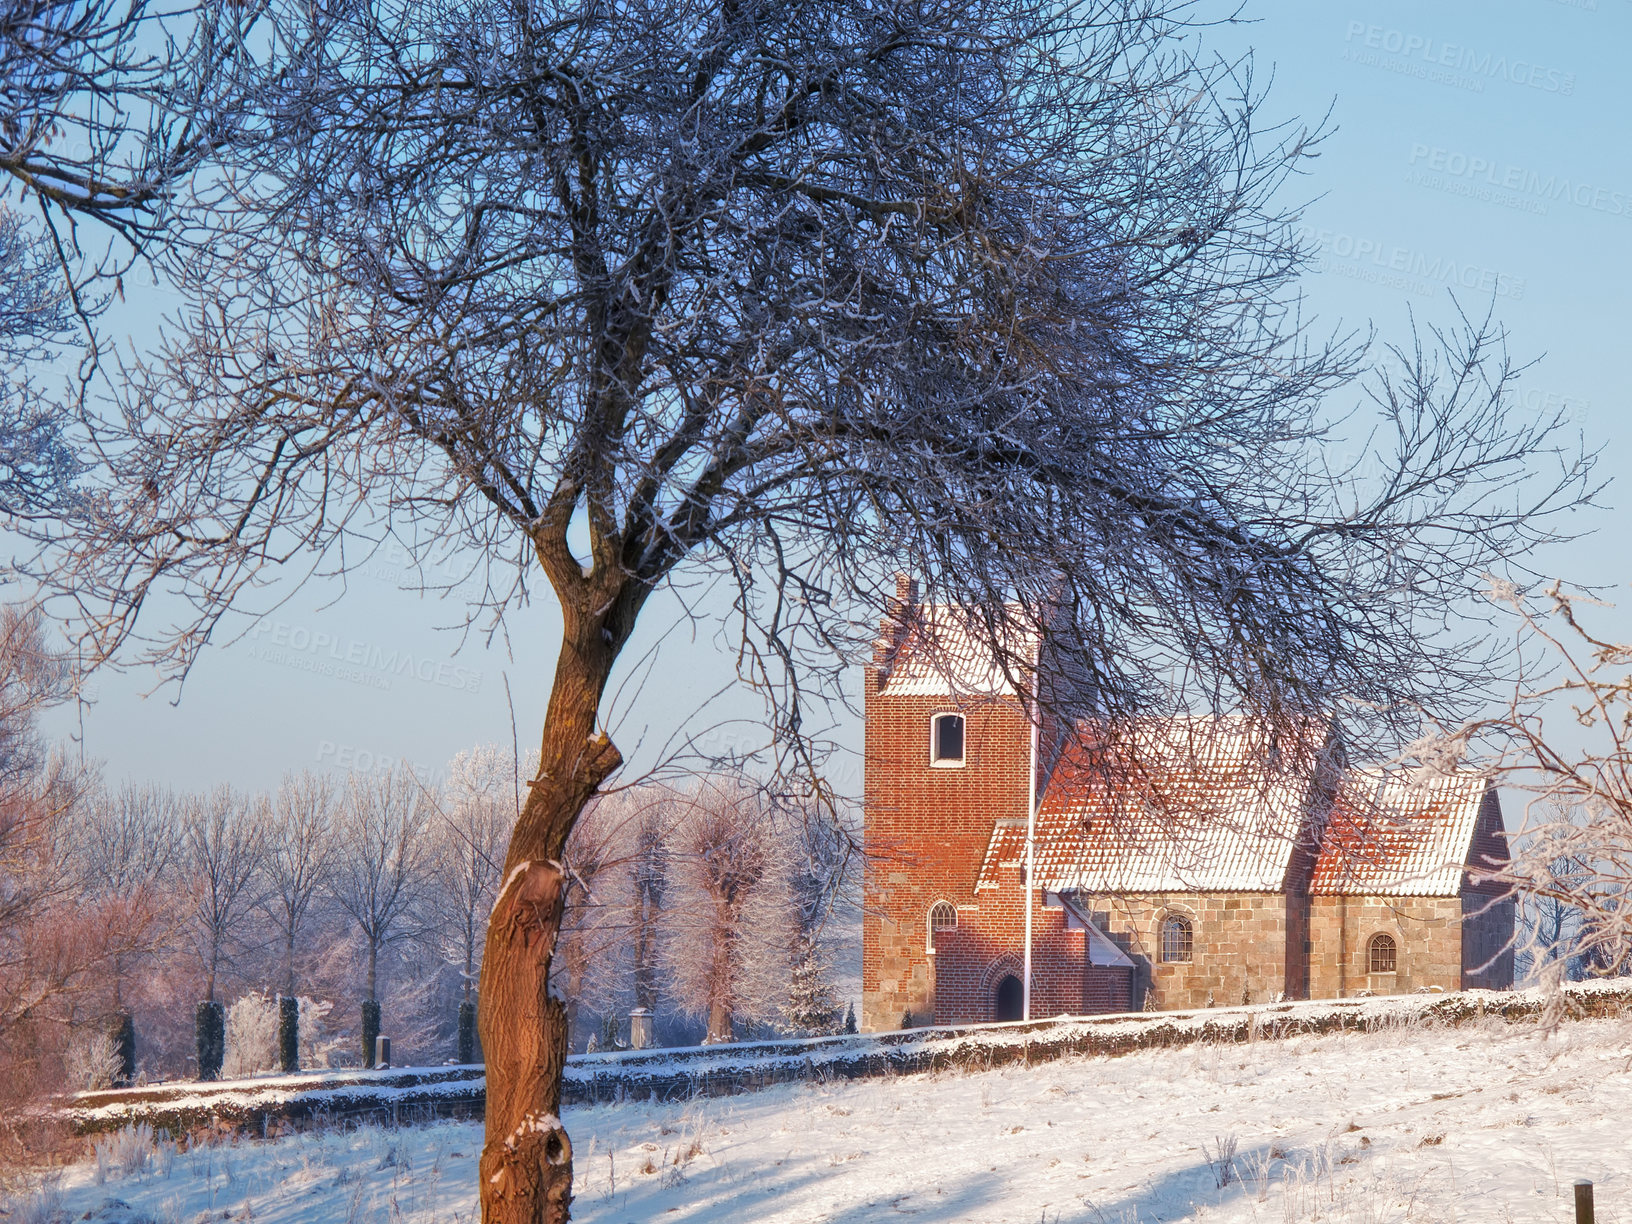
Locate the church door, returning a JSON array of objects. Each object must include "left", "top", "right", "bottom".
[{"left": 995, "top": 974, "right": 1023, "bottom": 1021}]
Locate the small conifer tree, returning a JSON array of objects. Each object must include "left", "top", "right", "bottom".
[
  {"left": 843, "top": 1003, "right": 857, "bottom": 1035},
  {"left": 784, "top": 943, "right": 841, "bottom": 1035},
  {"left": 457, "top": 999, "right": 478, "bottom": 1064},
  {"left": 112, "top": 1010, "right": 136, "bottom": 1085}
]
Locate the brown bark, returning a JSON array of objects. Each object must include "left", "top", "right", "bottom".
[
  {"left": 477, "top": 614, "right": 625, "bottom": 1224},
  {"left": 705, "top": 935, "right": 734, "bottom": 1044}
]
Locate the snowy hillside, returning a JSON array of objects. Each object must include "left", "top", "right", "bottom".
[{"left": 15, "top": 1008, "right": 1632, "bottom": 1223}]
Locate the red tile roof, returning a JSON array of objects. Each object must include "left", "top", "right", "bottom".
[
  {"left": 991, "top": 717, "right": 1328, "bottom": 893},
  {"left": 1310, "top": 770, "right": 1493, "bottom": 896},
  {"left": 972, "top": 718, "right": 1494, "bottom": 898},
  {"left": 876, "top": 604, "right": 1039, "bottom": 698}
]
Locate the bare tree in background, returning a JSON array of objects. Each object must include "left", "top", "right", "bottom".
[
  {"left": 180, "top": 786, "right": 267, "bottom": 1006},
  {"left": 69, "top": 782, "right": 182, "bottom": 1014},
  {"left": 662, "top": 780, "right": 795, "bottom": 1044},
  {"left": 329, "top": 769, "right": 431, "bottom": 1065},
  {"left": 432, "top": 747, "right": 512, "bottom": 1058},
  {"left": 555, "top": 793, "right": 628, "bottom": 1049},
  {"left": 263, "top": 772, "right": 336, "bottom": 997},
  {"left": 29, "top": 0, "right": 1596, "bottom": 1216}
]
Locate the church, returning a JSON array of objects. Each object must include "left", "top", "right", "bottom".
[{"left": 860, "top": 577, "right": 1515, "bottom": 1031}]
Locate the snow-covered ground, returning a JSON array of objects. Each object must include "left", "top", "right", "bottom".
[{"left": 15, "top": 1010, "right": 1632, "bottom": 1223}]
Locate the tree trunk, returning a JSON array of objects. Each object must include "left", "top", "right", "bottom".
[
  {"left": 705, "top": 937, "right": 735, "bottom": 1044},
  {"left": 477, "top": 623, "right": 623, "bottom": 1224},
  {"left": 634, "top": 886, "right": 657, "bottom": 1013}
]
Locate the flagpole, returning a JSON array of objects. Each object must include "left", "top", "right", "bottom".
[{"left": 1023, "top": 699, "right": 1038, "bottom": 1021}]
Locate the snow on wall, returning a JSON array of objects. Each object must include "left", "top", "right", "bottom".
[{"left": 63, "top": 979, "right": 1632, "bottom": 1137}]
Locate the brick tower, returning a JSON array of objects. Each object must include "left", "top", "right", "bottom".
[{"left": 860, "top": 576, "right": 1034, "bottom": 1031}]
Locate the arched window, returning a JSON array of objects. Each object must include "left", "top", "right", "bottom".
[
  {"left": 927, "top": 901, "right": 958, "bottom": 951},
  {"left": 1368, "top": 933, "right": 1397, "bottom": 974},
  {"left": 1159, "top": 914, "right": 1193, "bottom": 963},
  {"left": 930, "top": 713, "right": 965, "bottom": 766}
]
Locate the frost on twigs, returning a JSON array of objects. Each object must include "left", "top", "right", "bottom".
[{"left": 1462, "top": 584, "right": 1632, "bottom": 984}]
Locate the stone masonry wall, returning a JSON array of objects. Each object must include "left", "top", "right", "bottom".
[
  {"left": 1306, "top": 895, "right": 1463, "bottom": 998},
  {"left": 1083, "top": 893, "right": 1298, "bottom": 1009}
]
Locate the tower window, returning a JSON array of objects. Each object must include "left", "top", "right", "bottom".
[
  {"left": 930, "top": 713, "right": 965, "bottom": 766},
  {"left": 927, "top": 901, "right": 958, "bottom": 951},
  {"left": 1159, "top": 914, "right": 1193, "bottom": 963},
  {"left": 1368, "top": 933, "right": 1397, "bottom": 974}
]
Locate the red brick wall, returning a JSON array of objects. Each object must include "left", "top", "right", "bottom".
[
  {"left": 861, "top": 669, "right": 1031, "bottom": 1031},
  {"left": 931, "top": 863, "right": 1136, "bottom": 1022}
]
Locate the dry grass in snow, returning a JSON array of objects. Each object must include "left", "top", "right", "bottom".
[{"left": 9, "top": 1010, "right": 1632, "bottom": 1223}]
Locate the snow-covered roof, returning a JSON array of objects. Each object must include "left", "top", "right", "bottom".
[
  {"left": 1311, "top": 770, "right": 1495, "bottom": 897},
  {"left": 1000, "top": 717, "right": 1326, "bottom": 894},
  {"left": 972, "top": 719, "right": 1496, "bottom": 898},
  {"left": 876, "top": 603, "right": 1039, "bottom": 698}
]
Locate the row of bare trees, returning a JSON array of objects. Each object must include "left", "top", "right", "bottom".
[{"left": 1, "top": 689, "right": 854, "bottom": 1099}]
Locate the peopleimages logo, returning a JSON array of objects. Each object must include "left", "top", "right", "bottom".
[
  {"left": 1342, "top": 22, "right": 1577, "bottom": 95},
  {"left": 247, "top": 620, "right": 483, "bottom": 693},
  {"left": 1297, "top": 227, "right": 1525, "bottom": 301},
  {"left": 1407, "top": 145, "right": 1630, "bottom": 218}
]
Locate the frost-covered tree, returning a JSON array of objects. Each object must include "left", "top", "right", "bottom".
[
  {"left": 783, "top": 942, "right": 841, "bottom": 1036},
  {"left": 180, "top": 787, "right": 266, "bottom": 1006},
  {"left": 262, "top": 771, "right": 335, "bottom": 997},
  {"left": 661, "top": 780, "right": 796, "bottom": 1044},
  {"left": 30, "top": 0, "right": 1594, "bottom": 1215},
  {"left": 1460, "top": 586, "right": 1632, "bottom": 978},
  {"left": 221, "top": 991, "right": 280, "bottom": 1079},
  {"left": 328, "top": 770, "right": 431, "bottom": 1064}
]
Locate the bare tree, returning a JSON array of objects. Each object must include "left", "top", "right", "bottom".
[
  {"left": 0, "top": 606, "right": 92, "bottom": 1050},
  {"left": 329, "top": 769, "right": 431, "bottom": 1063},
  {"left": 431, "top": 748, "right": 512, "bottom": 1023},
  {"left": 68, "top": 781, "right": 182, "bottom": 1014},
  {"left": 263, "top": 771, "right": 336, "bottom": 997},
  {"left": 0, "top": 0, "right": 250, "bottom": 270},
  {"left": 30, "top": 0, "right": 1594, "bottom": 1216},
  {"left": 661, "top": 779, "right": 795, "bottom": 1044},
  {"left": 1455, "top": 585, "right": 1632, "bottom": 978},
  {"left": 180, "top": 786, "right": 267, "bottom": 1006},
  {"left": 0, "top": 209, "right": 76, "bottom": 516}
]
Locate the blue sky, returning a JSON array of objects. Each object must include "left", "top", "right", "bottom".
[{"left": 41, "top": 0, "right": 1631, "bottom": 796}]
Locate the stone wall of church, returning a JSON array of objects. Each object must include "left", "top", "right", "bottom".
[
  {"left": 1306, "top": 895, "right": 1464, "bottom": 997},
  {"left": 1082, "top": 893, "right": 1300, "bottom": 1010}
]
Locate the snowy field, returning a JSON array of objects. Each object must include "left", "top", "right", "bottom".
[{"left": 14, "top": 1012, "right": 1632, "bottom": 1224}]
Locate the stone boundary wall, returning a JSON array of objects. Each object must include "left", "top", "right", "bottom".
[{"left": 63, "top": 980, "right": 1632, "bottom": 1137}]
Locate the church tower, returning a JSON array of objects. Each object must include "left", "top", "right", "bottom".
[{"left": 860, "top": 576, "right": 1035, "bottom": 1031}]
